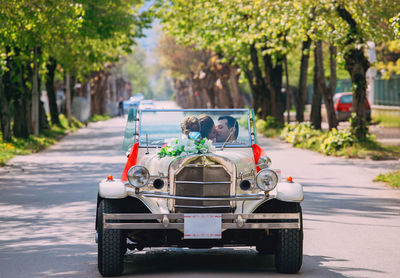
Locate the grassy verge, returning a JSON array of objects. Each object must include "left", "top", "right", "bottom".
[
  {"left": 88, "top": 114, "right": 111, "bottom": 122},
  {"left": 256, "top": 116, "right": 284, "bottom": 138},
  {"left": 374, "top": 170, "right": 400, "bottom": 187},
  {"left": 256, "top": 119, "right": 400, "bottom": 160},
  {"left": 0, "top": 114, "right": 108, "bottom": 166},
  {"left": 372, "top": 110, "right": 400, "bottom": 128}
]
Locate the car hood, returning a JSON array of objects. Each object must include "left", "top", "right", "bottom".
[{"left": 137, "top": 148, "right": 255, "bottom": 177}]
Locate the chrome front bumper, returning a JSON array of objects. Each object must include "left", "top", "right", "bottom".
[{"left": 103, "top": 213, "right": 301, "bottom": 230}]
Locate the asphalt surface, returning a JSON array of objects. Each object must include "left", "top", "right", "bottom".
[{"left": 1, "top": 103, "right": 400, "bottom": 278}]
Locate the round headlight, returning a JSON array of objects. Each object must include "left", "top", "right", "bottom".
[
  {"left": 257, "top": 156, "right": 272, "bottom": 169},
  {"left": 127, "top": 166, "right": 150, "bottom": 188},
  {"left": 256, "top": 169, "right": 278, "bottom": 191}
]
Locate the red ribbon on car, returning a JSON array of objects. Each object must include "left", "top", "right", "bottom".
[
  {"left": 252, "top": 144, "right": 266, "bottom": 172},
  {"left": 121, "top": 142, "right": 139, "bottom": 182}
]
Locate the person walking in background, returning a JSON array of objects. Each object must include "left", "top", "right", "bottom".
[{"left": 118, "top": 97, "right": 124, "bottom": 117}]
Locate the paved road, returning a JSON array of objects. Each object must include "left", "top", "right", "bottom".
[{"left": 1, "top": 104, "right": 400, "bottom": 277}]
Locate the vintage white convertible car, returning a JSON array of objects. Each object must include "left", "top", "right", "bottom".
[{"left": 96, "top": 109, "right": 304, "bottom": 276}]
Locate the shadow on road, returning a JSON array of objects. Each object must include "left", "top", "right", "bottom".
[
  {"left": 302, "top": 188, "right": 400, "bottom": 221},
  {"left": 121, "top": 248, "right": 382, "bottom": 277}
]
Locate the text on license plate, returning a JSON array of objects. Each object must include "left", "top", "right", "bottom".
[{"left": 184, "top": 214, "right": 222, "bottom": 239}]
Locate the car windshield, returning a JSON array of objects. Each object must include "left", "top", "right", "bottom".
[{"left": 123, "top": 109, "right": 252, "bottom": 151}]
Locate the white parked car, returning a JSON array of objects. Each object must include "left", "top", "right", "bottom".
[{"left": 96, "top": 109, "right": 304, "bottom": 276}]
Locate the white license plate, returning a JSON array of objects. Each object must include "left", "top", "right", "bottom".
[{"left": 184, "top": 214, "right": 222, "bottom": 239}]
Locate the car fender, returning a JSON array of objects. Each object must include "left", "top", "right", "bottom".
[
  {"left": 98, "top": 179, "right": 165, "bottom": 214},
  {"left": 128, "top": 193, "right": 166, "bottom": 214},
  {"left": 241, "top": 199, "right": 266, "bottom": 214},
  {"left": 98, "top": 179, "right": 127, "bottom": 199},
  {"left": 241, "top": 181, "right": 303, "bottom": 213},
  {"left": 271, "top": 181, "right": 304, "bottom": 202}
]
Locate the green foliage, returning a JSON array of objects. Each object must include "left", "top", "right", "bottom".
[
  {"left": 0, "top": 0, "right": 149, "bottom": 142},
  {"left": 391, "top": 13, "right": 400, "bottom": 38},
  {"left": 374, "top": 170, "right": 400, "bottom": 187},
  {"left": 157, "top": 137, "right": 214, "bottom": 158},
  {"left": 375, "top": 40, "right": 400, "bottom": 79},
  {"left": 320, "top": 129, "right": 355, "bottom": 155},
  {"left": 71, "top": 117, "right": 84, "bottom": 129},
  {"left": 238, "top": 113, "right": 250, "bottom": 129},
  {"left": 121, "top": 46, "right": 150, "bottom": 97},
  {"left": 281, "top": 122, "right": 325, "bottom": 150},
  {"left": 256, "top": 116, "right": 284, "bottom": 138},
  {"left": 278, "top": 122, "right": 400, "bottom": 159},
  {"left": 88, "top": 114, "right": 112, "bottom": 122}
]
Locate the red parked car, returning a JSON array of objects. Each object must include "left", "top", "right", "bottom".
[{"left": 333, "top": 92, "right": 371, "bottom": 122}]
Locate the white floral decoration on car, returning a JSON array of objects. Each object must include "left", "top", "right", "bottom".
[{"left": 157, "top": 136, "right": 215, "bottom": 158}]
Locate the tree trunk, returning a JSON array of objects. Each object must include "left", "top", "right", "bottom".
[
  {"left": 13, "top": 49, "right": 32, "bottom": 138},
  {"left": 315, "top": 41, "right": 338, "bottom": 130},
  {"left": 228, "top": 65, "right": 244, "bottom": 108},
  {"left": 65, "top": 72, "right": 71, "bottom": 122},
  {"left": 214, "top": 63, "right": 233, "bottom": 108},
  {"left": 345, "top": 48, "right": 369, "bottom": 139},
  {"left": 32, "top": 46, "right": 40, "bottom": 136},
  {"left": 243, "top": 68, "right": 259, "bottom": 112},
  {"left": 90, "top": 71, "right": 110, "bottom": 115},
  {"left": 0, "top": 47, "right": 13, "bottom": 141},
  {"left": 45, "top": 57, "right": 60, "bottom": 125},
  {"left": 0, "top": 79, "right": 12, "bottom": 141},
  {"left": 337, "top": 5, "right": 370, "bottom": 140},
  {"left": 13, "top": 97, "right": 30, "bottom": 138},
  {"left": 284, "top": 55, "right": 290, "bottom": 123},
  {"left": 296, "top": 37, "right": 312, "bottom": 122},
  {"left": 249, "top": 43, "right": 270, "bottom": 118},
  {"left": 262, "top": 52, "right": 284, "bottom": 123},
  {"left": 328, "top": 44, "right": 337, "bottom": 97},
  {"left": 200, "top": 69, "right": 217, "bottom": 108},
  {"left": 191, "top": 77, "right": 206, "bottom": 108},
  {"left": 310, "top": 47, "right": 322, "bottom": 130}
]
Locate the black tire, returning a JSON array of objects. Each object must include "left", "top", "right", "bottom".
[
  {"left": 97, "top": 199, "right": 126, "bottom": 277},
  {"left": 275, "top": 202, "right": 303, "bottom": 274}
]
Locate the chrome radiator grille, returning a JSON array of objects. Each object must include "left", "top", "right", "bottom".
[{"left": 174, "top": 161, "right": 233, "bottom": 213}]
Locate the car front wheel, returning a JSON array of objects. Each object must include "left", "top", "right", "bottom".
[
  {"left": 275, "top": 202, "right": 303, "bottom": 274},
  {"left": 97, "top": 199, "right": 126, "bottom": 277}
]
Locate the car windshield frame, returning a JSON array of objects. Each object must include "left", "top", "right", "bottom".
[{"left": 136, "top": 109, "right": 252, "bottom": 149}]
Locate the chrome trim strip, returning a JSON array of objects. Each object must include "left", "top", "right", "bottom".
[
  {"left": 138, "top": 193, "right": 266, "bottom": 201},
  {"left": 185, "top": 164, "right": 225, "bottom": 168},
  {"left": 174, "top": 205, "right": 231, "bottom": 209},
  {"left": 175, "top": 181, "right": 231, "bottom": 184}
]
